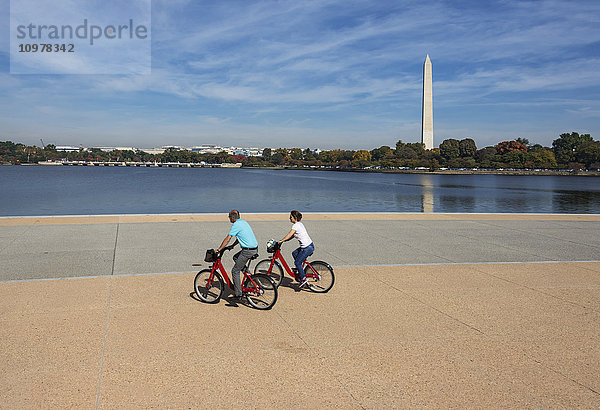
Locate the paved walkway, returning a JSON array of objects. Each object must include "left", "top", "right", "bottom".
[
  {"left": 1, "top": 213, "right": 600, "bottom": 408},
  {"left": 2, "top": 213, "right": 600, "bottom": 282}
]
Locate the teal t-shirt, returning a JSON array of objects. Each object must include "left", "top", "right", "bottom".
[{"left": 228, "top": 219, "right": 258, "bottom": 248}]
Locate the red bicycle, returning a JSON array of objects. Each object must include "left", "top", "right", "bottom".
[
  {"left": 253, "top": 242, "right": 334, "bottom": 292},
  {"left": 193, "top": 248, "right": 278, "bottom": 310}
]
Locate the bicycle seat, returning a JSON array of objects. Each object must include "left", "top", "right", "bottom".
[{"left": 250, "top": 253, "right": 259, "bottom": 260}]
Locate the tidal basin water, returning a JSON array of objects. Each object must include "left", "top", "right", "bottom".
[{"left": 1, "top": 166, "right": 600, "bottom": 216}]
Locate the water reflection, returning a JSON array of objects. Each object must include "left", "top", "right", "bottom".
[
  {"left": 419, "top": 174, "right": 434, "bottom": 213},
  {"left": 439, "top": 195, "right": 477, "bottom": 213},
  {"left": 553, "top": 190, "right": 600, "bottom": 213}
]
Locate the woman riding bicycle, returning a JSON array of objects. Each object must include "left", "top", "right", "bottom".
[{"left": 277, "top": 210, "right": 313, "bottom": 289}]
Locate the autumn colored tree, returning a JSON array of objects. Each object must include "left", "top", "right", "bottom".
[
  {"left": 318, "top": 150, "right": 339, "bottom": 163},
  {"left": 352, "top": 150, "right": 371, "bottom": 167},
  {"left": 495, "top": 140, "right": 527, "bottom": 154},
  {"left": 232, "top": 154, "right": 247, "bottom": 163}
]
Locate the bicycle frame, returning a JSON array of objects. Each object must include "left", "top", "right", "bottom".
[
  {"left": 208, "top": 256, "right": 259, "bottom": 294},
  {"left": 265, "top": 248, "right": 317, "bottom": 280}
]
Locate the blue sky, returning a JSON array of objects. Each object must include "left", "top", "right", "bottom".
[{"left": 1, "top": 0, "right": 599, "bottom": 149}]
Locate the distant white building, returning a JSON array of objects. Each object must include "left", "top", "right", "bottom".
[
  {"left": 233, "top": 148, "right": 262, "bottom": 156},
  {"left": 139, "top": 148, "right": 166, "bottom": 155},
  {"left": 75, "top": 144, "right": 266, "bottom": 157},
  {"left": 55, "top": 145, "right": 81, "bottom": 152},
  {"left": 247, "top": 148, "right": 262, "bottom": 156},
  {"left": 92, "top": 146, "right": 136, "bottom": 152},
  {"left": 161, "top": 145, "right": 188, "bottom": 151},
  {"left": 191, "top": 145, "right": 225, "bottom": 154}
]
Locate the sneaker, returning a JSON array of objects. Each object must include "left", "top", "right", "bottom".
[{"left": 298, "top": 278, "right": 309, "bottom": 288}]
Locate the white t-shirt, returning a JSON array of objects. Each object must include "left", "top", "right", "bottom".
[{"left": 292, "top": 222, "right": 312, "bottom": 248}]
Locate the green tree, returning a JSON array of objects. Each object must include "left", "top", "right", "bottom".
[
  {"left": 271, "top": 152, "right": 285, "bottom": 165},
  {"left": 529, "top": 148, "right": 557, "bottom": 169},
  {"left": 339, "top": 150, "right": 355, "bottom": 162},
  {"left": 395, "top": 140, "right": 405, "bottom": 156},
  {"left": 395, "top": 140, "right": 421, "bottom": 160},
  {"left": 244, "top": 155, "right": 263, "bottom": 166},
  {"left": 439, "top": 139, "right": 460, "bottom": 160},
  {"left": 371, "top": 145, "right": 392, "bottom": 161},
  {"left": 406, "top": 142, "right": 425, "bottom": 156},
  {"left": 503, "top": 151, "right": 527, "bottom": 168},
  {"left": 459, "top": 138, "right": 477, "bottom": 157},
  {"left": 552, "top": 132, "right": 593, "bottom": 165},
  {"left": 289, "top": 148, "right": 302, "bottom": 160},
  {"left": 275, "top": 148, "right": 288, "bottom": 156},
  {"left": 528, "top": 144, "right": 544, "bottom": 153},
  {"left": 475, "top": 146, "right": 498, "bottom": 168},
  {"left": 303, "top": 148, "right": 315, "bottom": 160},
  {"left": 575, "top": 141, "right": 600, "bottom": 169},
  {"left": 214, "top": 151, "right": 230, "bottom": 163},
  {"left": 119, "top": 150, "right": 137, "bottom": 161},
  {"left": 262, "top": 148, "right": 272, "bottom": 160}
]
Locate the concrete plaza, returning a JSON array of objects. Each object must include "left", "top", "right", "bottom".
[{"left": 1, "top": 213, "right": 600, "bottom": 407}]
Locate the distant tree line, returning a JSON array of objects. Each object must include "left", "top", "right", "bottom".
[{"left": 2, "top": 132, "right": 599, "bottom": 171}]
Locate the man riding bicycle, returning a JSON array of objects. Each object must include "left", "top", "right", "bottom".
[{"left": 216, "top": 210, "right": 258, "bottom": 301}]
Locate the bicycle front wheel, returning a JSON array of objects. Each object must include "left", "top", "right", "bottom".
[
  {"left": 304, "top": 261, "right": 335, "bottom": 293},
  {"left": 194, "top": 269, "right": 224, "bottom": 303},
  {"left": 243, "top": 274, "right": 278, "bottom": 310},
  {"left": 254, "top": 259, "right": 283, "bottom": 287}
]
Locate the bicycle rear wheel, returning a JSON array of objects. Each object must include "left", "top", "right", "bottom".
[
  {"left": 194, "top": 269, "right": 224, "bottom": 303},
  {"left": 243, "top": 274, "right": 278, "bottom": 310},
  {"left": 254, "top": 259, "right": 283, "bottom": 287},
  {"left": 304, "top": 261, "right": 334, "bottom": 293}
]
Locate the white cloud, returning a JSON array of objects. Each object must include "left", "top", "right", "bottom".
[{"left": 2, "top": 0, "right": 599, "bottom": 147}]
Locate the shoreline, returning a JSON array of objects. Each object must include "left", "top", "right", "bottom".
[
  {"left": 2, "top": 212, "right": 600, "bottom": 226},
  {"left": 245, "top": 165, "right": 600, "bottom": 177},
  {"left": 4, "top": 162, "right": 599, "bottom": 176}
]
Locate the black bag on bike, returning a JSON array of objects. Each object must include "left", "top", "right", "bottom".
[{"left": 204, "top": 249, "right": 217, "bottom": 262}]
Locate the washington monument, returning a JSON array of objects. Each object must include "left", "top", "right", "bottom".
[{"left": 421, "top": 54, "right": 433, "bottom": 150}]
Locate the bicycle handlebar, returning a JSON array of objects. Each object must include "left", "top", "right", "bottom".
[
  {"left": 267, "top": 241, "right": 281, "bottom": 252},
  {"left": 217, "top": 247, "right": 231, "bottom": 258},
  {"left": 217, "top": 243, "right": 240, "bottom": 257}
]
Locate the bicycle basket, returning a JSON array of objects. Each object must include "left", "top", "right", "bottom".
[
  {"left": 266, "top": 239, "right": 277, "bottom": 253},
  {"left": 204, "top": 249, "right": 217, "bottom": 262}
]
